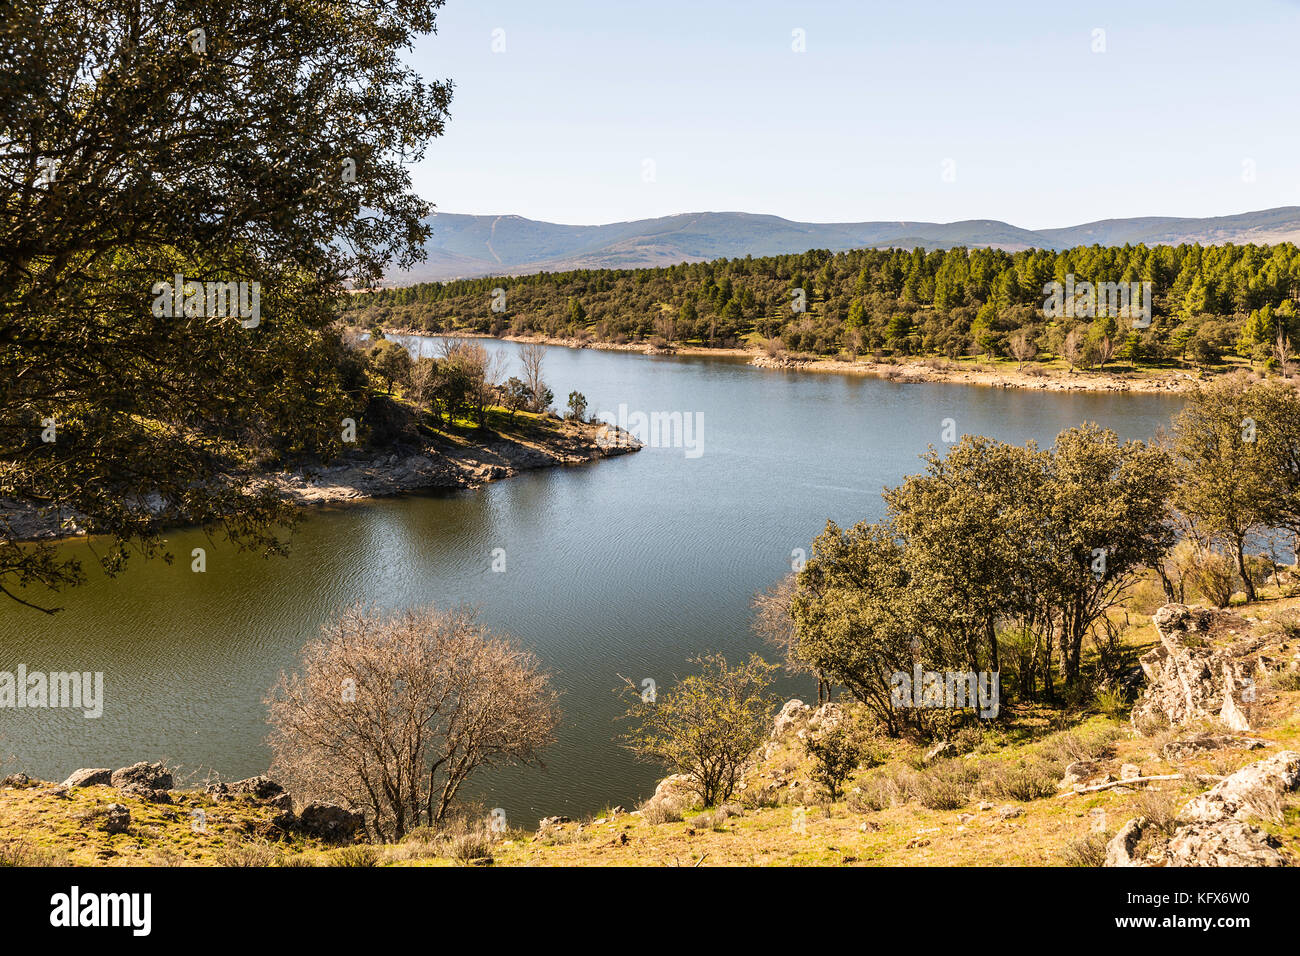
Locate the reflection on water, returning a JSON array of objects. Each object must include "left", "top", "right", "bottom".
[{"left": 0, "top": 341, "right": 1185, "bottom": 823}]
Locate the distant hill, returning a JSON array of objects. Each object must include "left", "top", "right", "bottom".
[{"left": 387, "top": 207, "right": 1300, "bottom": 284}]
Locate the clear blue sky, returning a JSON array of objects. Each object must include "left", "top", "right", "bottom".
[{"left": 407, "top": 0, "right": 1300, "bottom": 228}]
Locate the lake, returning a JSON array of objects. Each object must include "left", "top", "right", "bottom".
[{"left": 0, "top": 340, "right": 1185, "bottom": 826}]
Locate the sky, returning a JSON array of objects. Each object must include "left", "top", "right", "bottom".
[{"left": 406, "top": 0, "right": 1300, "bottom": 229}]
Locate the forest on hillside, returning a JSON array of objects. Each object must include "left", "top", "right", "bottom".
[{"left": 347, "top": 243, "right": 1300, "bottom": 370}]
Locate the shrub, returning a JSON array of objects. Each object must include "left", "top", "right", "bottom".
[
  {"left": 639, "top": 796, "right": 686, "bottom": 825},
  {"left": 978, "top": 758, "right": 1060, "bottom": 802},
  {"left": 329, "top": 844, "right": 382, "bottom": 867},
  {"left": 620, "top": 654, "right": 777, "bottom": 806},
  {"left": 804, "top": 715, "right": 883, "bottom": 800},
  {"left": 914, "top": 760, "right": 979, "bottom": 810},
  {"left": 1061, "top": 832, "right": 1110, "bottom": 867},
  {"left": 217, "top": 841, "right": 278, "bottom": 867}
]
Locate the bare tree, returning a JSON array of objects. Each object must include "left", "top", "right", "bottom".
[
  {"left": 266, "top": 606, "right": 558, "bottom": 840},
  {"left": 1061, "top": 328, "right": 1083, "bottom": 371},
  {"left": 751, "top": 573, "right": 831, "bottom": 702},
  {"left": 519, "top": 343, "right": 548, "bottom": 412},
  {"left": 1095, "top": 334, "right": 1115, "bottom": 370},
  {"left": 1008, "top": 329, "right": 1038, "bottom": 370},
  {"left": 1275, "top": 330, "right": 1294, "bottom": 377}
]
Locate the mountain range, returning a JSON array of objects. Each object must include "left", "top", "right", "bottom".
[{"left": 387, "top": 206, "right": 1300, "bottom": 284}]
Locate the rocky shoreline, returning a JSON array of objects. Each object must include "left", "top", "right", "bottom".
[
  {"left": 748, "top": 353, "right": 1198, "bottom": 394},
  {"left": 1, "top": 418, "right": 641, "bottom": 543},
  {"left": 383, "top": 327, "right": 1204, "bottom": 395}
]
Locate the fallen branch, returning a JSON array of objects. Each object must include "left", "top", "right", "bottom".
[{"left": 1059, "top": 773, "right": 1183, "bottom": 797}]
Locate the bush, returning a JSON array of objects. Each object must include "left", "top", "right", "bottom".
[
  {"left": 913, "top": 760, "right": 979, "bottom": 810},
  {"left": 620, "top": 653, "right": 777, "bottom": 807},
  {"left": 217, "top": 840, "right": 278, "bottom": 867},
  {"left": 804, "top": 714, "right": 884, "bottom": 800},
  {"left": 328, "top": 844, "right": 382, "bottom": 867},
  {"left": 978, "top": 758, "right": 1060, "bottom": 802},
  {"left": 639, "top": 798, "right": 685, "bottom": 825},
  {"left": 1061, "top": 832, "right": 1110, "bottom": 867}
]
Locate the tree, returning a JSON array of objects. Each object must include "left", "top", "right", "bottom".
[
  {"left": 1173, "top": 375, "right": 1274, "bottom": 602},
  {"left": 519, "top": 343, "right": 549, "bottom": 413},
  {"left": 266, "top": 605, "right": 558, "bottom": 840},
  {"left": 1008, "top": 329, "right": 1038, "bottom": 369},
  {"left": 790, "top": 521, "right": 915, "bottom": 733},
  {"left": 620, "top": 654, "right": 776, "bottom": 807},
  {"left": 1061, "top": 327, "right": 1083, "bottom": 371},
  {"left": 804, "top": 713, "right": 881, "bottom": 800},
  {"left": 1, "top": 0, "right": 452, "bottom": 610},
  {"left": 503, "top": 377, "right": 530, "bottom": 418},
  {"left": 566, "top": 391, "right": 588, "bottom": 421},
  {"left": 368, "top": 339, "right": 412, "bottom": 394}
]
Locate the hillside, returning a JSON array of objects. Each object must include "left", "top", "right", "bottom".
[
  {"left": 5, "top": 595, "right": 1299, "bottom": 867},
  {"left": 393, "top": 207, "right": 1300, "bottom": 283}
]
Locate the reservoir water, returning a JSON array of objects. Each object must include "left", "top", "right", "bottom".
[{"left": 0, "top": 340, "right": 1185, "bottom": 824}]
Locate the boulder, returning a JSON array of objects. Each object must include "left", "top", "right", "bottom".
[
  {"left": 102, "top": 803, "right": 131, "bottom": 834},
  {"left": 771, "top": 699, "right": 812, "bottom": 739},
  {"left": 1130, "top": 605, "right": 1257, "bottom": 733},
  {"left": 1161, "top": 733, "right": 1268, "bottom": 761},
  {"left": 294, "top": 802, "right": 363, "bottom": 842},
  {"left": 118, "top": 784, "right": 173, "bottom": 804},
  {"left": 1, "top": 773, "right": 31, "bottom": 788},
  {"left": 111, "top": 761, "right": 173, "bottom": 791},
  {"left": 1165, "top": 821, "right": 1286, "bottom": 867},
  {"left": 1104, "top": 817, "right": 1147, "bottom": 867},
  {"left": 1104, "top": 751, "right": 1300, "bottom": 868},
  {"left": 1060, "top": 760, "right": 1102, "bottom": 788},
  {"left": 807, "top": 702, "right": 845, "bottom": 734},
  {"left": 61, "top": 768, "right": 112, "bottom": 788},
  {"left": 229, "top": 776, "right": 285, "bottom": 801},
  {"left": 1177, "top": 750, "right": 1300, "bottom": 825}
]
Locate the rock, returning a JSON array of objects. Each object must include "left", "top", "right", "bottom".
[
  {"left": 1060, "top": 760, "right": 1101, "bottom": 787},
  {"left": 1131, "top": 604, "right": 1258, "bottom": 733},
  {"left": 1, "top": 773, "right": 31, "bottom": 788},
  {"left": 1161, "top": 733, "right": 1269, "bottom": 761},
  {"left": 924, "top": 741, "right": 957, "bottom": 764},
  {"left": 977, "top": 801, "right": 994, "bottom": 811},
  {"left": 118, "top": 784, "right": 173, "bottom": 804},
  {"left": 1104, "top": 817, "right": 1147, "bottom": 867},
  {"left": 1120, "top": 763, "right": 1141, "bottom": 781},
  {"left": 808, "top": 702, "right": 844, "bottom": 734},
  {"left": 996, "top": 805, "right": 1024, "bottom": 820},
  {"left": 294, "top": 802, "right": 363, "bottom": 843},
  {"left": 1165, "top": 821, "right": 1286, "bottom": 867},
  {"left": 102, "top": 803, "right": 131, "bottom": 834},
  {"left": 771, "top": 699, "right": 812, "bottom": 739},
  {"left": 111, "top": 761, "right": 173, "bottom": 791},
  {"left": 61, "top": 768, "right": 112, "bottom": 788},
  {"left": 1178, "top": 751, "right": 1300, "bottom": 825},
  {"left": 229, "top": 775, "right": 285, "bottom": 801}
]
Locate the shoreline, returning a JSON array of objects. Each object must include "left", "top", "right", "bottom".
[
  {"left": 2, "top": 418, "right": 641, "bottom": 544},
  {"left": 383, "top": 328, "right": 1203, "bottom": 395}
]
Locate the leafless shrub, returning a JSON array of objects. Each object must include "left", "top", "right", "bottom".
[{"left": 266, "top": 605, "right": 559, "bottom": 841}]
